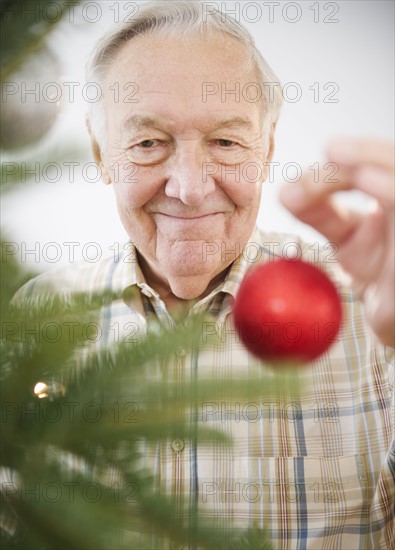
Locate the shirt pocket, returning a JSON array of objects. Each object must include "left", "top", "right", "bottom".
[{"left": 199, "top": 454, "right": 370, "bottom": 549}]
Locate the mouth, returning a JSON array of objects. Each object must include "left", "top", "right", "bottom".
[
  {"left": 156, "top": 212, "right": 221, "bottom": 220},
  {"left": 152, "top": 212, "right": 224, "bottom": 235}
]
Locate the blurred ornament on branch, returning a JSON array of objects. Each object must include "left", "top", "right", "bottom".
[
  {"left": 0, "top": 47, "right": 61, "bottom": 150},
  {"left": 0, "top": 1, "right": 81, "bottom": 149}
]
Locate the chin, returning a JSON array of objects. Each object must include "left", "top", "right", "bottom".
[
  {"left": 159, "top": 239, "right": 223, "bottom": 275},
  {"left": 167, "top": 275, "right": 215, "bottom": 301},
  {"left": 167, "top": 258, "right": 216, "bottom": 279}
]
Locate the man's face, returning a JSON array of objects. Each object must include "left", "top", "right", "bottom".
[{"left": 97, "top": 32, "right": 274, "bottom": 300}]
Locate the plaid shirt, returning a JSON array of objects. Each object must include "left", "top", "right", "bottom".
[{"left": 9, "top": 229, "right": 395, "bottom": 549}]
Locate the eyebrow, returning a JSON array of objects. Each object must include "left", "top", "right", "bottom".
[
  {"left": 122, "top": 115, "right": 167, "bottom": 132},
  {"left": 209, "top": 117, "right": 254, "bottom": 131},
  {"left": 122, "top": 114, "right": 254, "bottom": 133}
]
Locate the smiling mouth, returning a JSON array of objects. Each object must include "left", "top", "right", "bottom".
[{"left": 154, "top": 212, "right": 222, "bottom": 220}]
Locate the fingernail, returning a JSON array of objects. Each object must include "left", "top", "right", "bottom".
[{"left": 328, "top": 139, "right": 358, "bottom": 165}]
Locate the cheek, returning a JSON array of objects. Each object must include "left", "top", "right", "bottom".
[
  {"left": 215, "top": 155, "right": 265, "bottom": 206},
  {"left": 112, "top": 163, "right": 163, "bottom": 208},
  {"left": 219, "top": 172, "right": 262, "bottom": 209}
]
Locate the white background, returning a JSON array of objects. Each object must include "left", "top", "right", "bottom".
[{"left": 1, "top": 0, "right": 394, "bottom": 271}]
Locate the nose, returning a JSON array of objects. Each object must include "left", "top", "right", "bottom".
[{"left": 164, "top": 142, "right": 216, "bottom": 206}]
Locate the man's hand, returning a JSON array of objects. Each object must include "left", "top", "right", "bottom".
[{"left": 280, "top": 139, "right": 394, "bottom": 348}]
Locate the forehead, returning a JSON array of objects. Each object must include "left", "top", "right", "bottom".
[{"left": 103, "top": 32, "right": 262, "bottom": 129}]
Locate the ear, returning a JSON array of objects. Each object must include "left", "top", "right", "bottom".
[
  {"left": 262, "top": 122, "right": 276, "bottom": 181},
  {"left": 266, "top": 123, "right": 276, "bottom": 162},
  {"left": 85, "top": 116, "right": 111, "bottom": 185}
]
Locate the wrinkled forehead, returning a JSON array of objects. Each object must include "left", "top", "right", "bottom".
[
  {"left": 102, "top": 32, "right": 264, "bottom": 126},
  {"left": 105, "top": 30, "right": 255, "bottom": 80}
]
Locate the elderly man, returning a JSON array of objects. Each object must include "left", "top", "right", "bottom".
[{"left": 13, "top": 1, "right": 394, "bottom": 548}]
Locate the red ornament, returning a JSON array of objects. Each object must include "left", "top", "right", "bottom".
[{"left": 233, "top": 258, "right": 342, "bottom": 364}]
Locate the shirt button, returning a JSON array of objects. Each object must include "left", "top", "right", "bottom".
[
  {"left": 171, "top": 439, "right": 185, "bottom": 452},
  {"left": 176, "top": 347, "right": 186, "bottom": 358}
]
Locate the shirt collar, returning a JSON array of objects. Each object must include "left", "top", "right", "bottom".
[
  {"left": 112, "top": 226, "right": 262, "bottom": 308},
  {"left": 215, "top": 226, "right": 263, "bottom": 298}
]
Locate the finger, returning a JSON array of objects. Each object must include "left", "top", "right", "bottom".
[
  {"left": 296, "top": 165, "right": 354, "bottom": 197},
  {"left": 327, "top": 138, "right": 395, "bottom": 170},
  {"left": 300, "top": 163, "right": 394, "bottom": 212},
  {"left": 280, "top": 167, "right": 355, "bottom": 210},
  {"left": 354, "top": 165, "right": 395, "bottom": 208},
  {"left": 279, "top": 175, "right": 361, "bottom": 244}
]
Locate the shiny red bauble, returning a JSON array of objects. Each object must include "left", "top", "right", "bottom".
[{"left": 233, "top": 259, "right": 342, "bottom": 364}]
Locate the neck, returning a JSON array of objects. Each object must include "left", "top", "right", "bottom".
[{"left": 137, "top": 251, "right": 230, "bottom": 318}]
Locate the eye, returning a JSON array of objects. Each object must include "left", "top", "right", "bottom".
[
  {"left": 217, "top": 139, "right": 236, "bottom": 147},
  {"left": 137, "top": 139, "right": 158, "bottom": 148},
  {"left": 127, "top": 138, "right": 170, "bottom": 165}
]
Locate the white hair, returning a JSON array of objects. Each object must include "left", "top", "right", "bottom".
[{"left": 86, "top": 0, "right": 283, "bottom": 150}]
